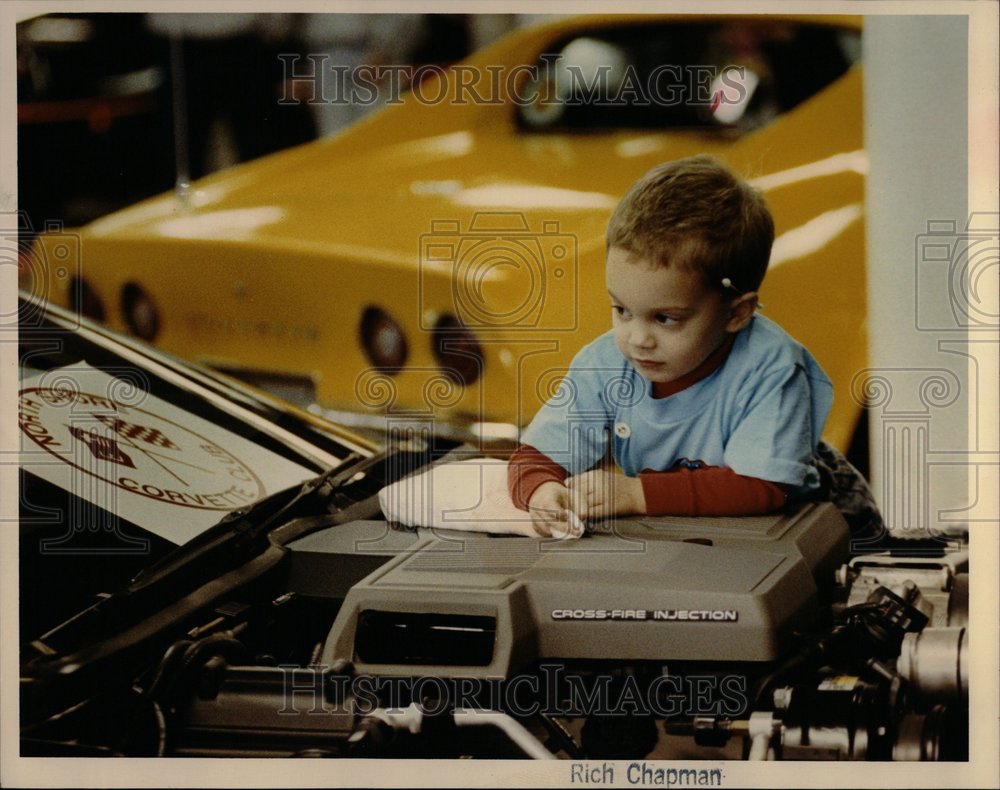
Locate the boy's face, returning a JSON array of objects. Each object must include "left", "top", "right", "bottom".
[{"left": 606, "top": 246, "right": 745, "bottom": 384}]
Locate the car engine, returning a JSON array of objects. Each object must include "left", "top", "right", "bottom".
[{"left": 85, "top": 501, "right": 965, "bottom": 761}]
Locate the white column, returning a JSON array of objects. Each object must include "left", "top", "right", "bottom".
[{"left": 863, "top": 16, "right": 987, "bottom": 538}]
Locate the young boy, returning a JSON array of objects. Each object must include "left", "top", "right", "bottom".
[{"left": 508, "top": 155, "right": 881, "bottom": 539}]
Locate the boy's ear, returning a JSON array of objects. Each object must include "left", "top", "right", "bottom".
[{"left": 725, "top": 293, "right": 758, "bottom": 333}]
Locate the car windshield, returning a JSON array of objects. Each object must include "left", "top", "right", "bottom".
[
  {"left": 17, "top": 296, "right": 369, "bottom": 640},
  {"left": 516, "top": 21, "right": 860, "bottom": 133}
]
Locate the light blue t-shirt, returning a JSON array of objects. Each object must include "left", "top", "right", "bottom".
[{"left": 520, "top": 315, "right": 833, "bottom": 492}]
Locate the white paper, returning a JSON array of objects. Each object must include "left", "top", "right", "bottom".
[{"left": 379, "top": 457, "right": 583, "bottom": 539}]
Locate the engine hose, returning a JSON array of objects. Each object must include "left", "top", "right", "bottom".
[
  {"left": 747, "top": 733, "right": 772, "bottom": 761},
  {"left": 453, "top": 709, "right": 557, "bottom": 760},
  {"left": 142, "top": 639, "right": 195, "bottom": 702},
  {"left": 151, "top": 700, "right": 168, "bottom": 758},
  {"left": 538, "top": 714, "right": 585, "bottom": 759},
  {"left": 752, "top": 624, "right": 850, "bottom": 707},
  {"left": 118, "top": 638, "right": 194, "bottom": 753},
  {"left": 746, "top": 712, "right": 777, "bottom": 761},
  {"left": 364, "top": 705, "right": 557, "bottom": 760},
  {"left": 157, "top": 631, "right": 248, "bottom": 710}
]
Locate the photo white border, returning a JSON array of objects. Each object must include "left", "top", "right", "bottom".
[{"left": 2, "top": 1, "right": 997, "bottom": 787}]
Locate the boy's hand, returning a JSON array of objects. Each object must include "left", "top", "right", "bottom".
[
  {"left": 566, "top": 470, "right": 646, "bottom": 520},
  {"left": 527, "top": 481, "right": 584, "bottom": 539}
]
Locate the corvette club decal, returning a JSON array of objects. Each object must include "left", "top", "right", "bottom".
[
  {"left": 21, "top": 387, "right": 265, "bottom": 510},
  {"left": 19, "top": 364, "right": 314, "bottom": 543}
]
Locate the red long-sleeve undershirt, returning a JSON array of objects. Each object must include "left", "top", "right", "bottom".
[
  {"left": 507, "top": 446, "right": 786, "bottom": 516},
  {"left": 507, "top": 336, "right": 788, "bottom": 516}
]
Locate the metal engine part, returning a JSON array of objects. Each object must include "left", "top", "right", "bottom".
[{"left": 898, "top": 627, "right": 968, "bottom": 700}]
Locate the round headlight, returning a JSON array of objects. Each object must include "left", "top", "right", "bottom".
[
  {"left": 432, "top": 314, "right": 483, "bottom": 387},
  {"left": 70, "top": 277, "right": 105, "bottom": 322},
  {"left": 359, "top": 306, "right": 408, "bottom": 371},
  {"left": 121, "top": 282, "right": 159, "bottom": 341}
]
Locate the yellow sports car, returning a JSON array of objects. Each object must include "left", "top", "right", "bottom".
[{"left": 28, "top": 14, "right": 867, "bottom": 452}]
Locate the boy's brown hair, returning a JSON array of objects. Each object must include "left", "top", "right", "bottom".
[{"left": 606, "top": 155, "right": 774, "bottom": 293}]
